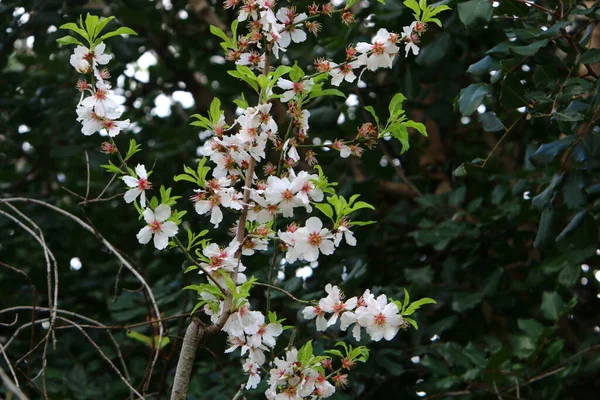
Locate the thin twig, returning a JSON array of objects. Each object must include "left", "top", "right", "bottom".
[
  {"left": 84, "top": 151, "right": 91, "bottom": 199},
  {"left": 254, "top": 282, "right": 312, "bottom": 304},
  {"left": 0, "top": 365, "right": 29, "bottom": 400},
  {"left": 58, "top": 316, "right": 145, "bottom": 399},
  {"left": 0, "top": 197, "right": 164, "bottom": 390}
]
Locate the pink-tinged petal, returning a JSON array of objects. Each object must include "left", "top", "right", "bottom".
[
  {"left": 161, "top": 221, "right": 178, "bottom": 237},
  {"left": 95, "top": 53, "right": 112, "bottom": 65},
  {"left": 123, "top": 188, "right": 141, "bottom": 204},
  {"left": 194, "top": 200, "right": 211, "bottom": 215},
  {"left": 345, "top": 297, "right": 358, "bottom": 310},
  {"left": 142, "top": 208, "right": 155, "bottom": 223},
  {"left": 383, "top": 302, "right": 400, "bottom": 316},
  {"left": 81, "top": 96, "right": 96, "bottom": 108},
  {"left": 290, "top": 29, "right": 306, "bottom": 43},
  {"left": 153, "top": 231, "right": 169, "bottom": 250},
  {"left": 327, "top": 313, "right": 338, "bottom": 327},
  {"left": 266, "top": 323, "right": 283, "bottom": 337},
  {"left": 210, "top": 205, "right": 223, "bottom": 227},
  {"left": 281, "top": 90, "right": 295, "bottom": 103},
  {"left": 302, "top": 306, "right": 317, "bottom": 320},
  {"left": 122, "top": 175, "right": 138, "bottom": 188},
  {"left": 319, "top": 239, "right": 335, "bottom": 255},
  {"left": 276, "top": 78, "right": 294, "bottom": 90},
  {"left": 383, "top": 325, "right": 399, "bottom": 341},
  {"left": 135, "top": 164, "right": 147, "bottom": 179},
  {"left": 315, "top": 315, "right": 328, "bottom": 331},
  {"left": 136, "top": 226, "right": 153, "bottom": 244},
  {"left": 352, "top": 324, "right": 362, "bottom": 341},
  {"left": 305, "top": 216, "right": 322, "bottom": 232},
  {"left": 154, "top": 204, "right": 171, "bottom": 222},
  {"left": 95, "top": 42, "right": 106, "bottom": 55},
  {"left": 355, "top": 42, "right": 372, "bottom": 53}
]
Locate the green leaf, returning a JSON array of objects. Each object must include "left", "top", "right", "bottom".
[
  {"left": 404, "top": 120, "right": 427, "bottom": 136},
  {"left": 467, "top": 55, "right": 501, "bottom": 76},
  {"left": 314, "top": 203, "right": 334, "bottom": 221},
  {"left": 553, "top": 110, "right": 585, "bottom": 122},
  {"left": 404, "top": 0, "right": 421, "bottom": 19},
  {"left": 85, "top": 13, "right": 99, "bottom": 39},
  {"left": 458, "top": 0, "right": 493, "bottom": 28},
  {"left": 580, "top": 49, "right": 600, "bottom": 64},
  {"left": 100, "top": 160, "right": 122, "bottom": 174},
  {"left": 404, "top": 317, "right": 418, "bottom": 329},
  {"left": 209, "top": 97, "right": 221, "bottom": 123},
  {"left": 56, "top": 36, "right": 84, "bottom": 46},
  {"left": 298, "top": 340, "right": 313, "bottom": 365},
  {"left": 403, "top": 297, "right": 437, "bottom": 316},
  {"left": 99, "top": 27, "right": 138, "bottom": 41},
  {"left": 541, "top": 291, "right": 565, "bottom": 321},
  {"left": 555, "top": 210, "right": 587, "bottom": 243},
  {"left": 364, "top": 106, "right": 379, "bottom": 125},
  {"left": 478, "top": 112, "right": 505, "bottom": 132},
  {"left": 59, "top": 22, "right": 89, "bottom": 41},
  {"left": 209, "top": 25, "right": 231, "bottom": 46},
  {"left": 529, "top": 136, "right": 575, "bottom": 168},
  {"left": 517, "top": 319, "right": 544, "bottom": 340},
  {"left": 94, "top": 16, "right": 115, "bottom": 38},
  {"left": 533, "top": 207, "right": 555, "bottom": 249},
  {"left": 457, "top": 83, "right": 491, "bottom": 116},
  {"left": 388, "top": 93, "right": 407, "bottom": 120},
  {"left": 511, "top": 39, "right": 548, "bottom": 56}
]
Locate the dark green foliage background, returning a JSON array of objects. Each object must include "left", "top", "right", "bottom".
[{"left": 1, "top": 0, "right": 600, "bottom": 399}]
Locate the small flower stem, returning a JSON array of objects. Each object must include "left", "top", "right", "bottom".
[
  {"left": 172, "top": 236, "right": 227, "bottom": 295},
  {"left": 254, "top": 282, "right": 312, "bottom": 304}
]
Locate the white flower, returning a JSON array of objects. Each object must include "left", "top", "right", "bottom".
[
  {"left": 223, "top": 302, "right": 265, "bottom": 337},
  {"left": 329, "top": 61, "right": 358, "bottom": 86},
  {"left": 333, "top": 223, "right": 357, "bottom": 247},
  {"left": 243, "top": 359, "right": 262, "bottom": 389},
  {"left": 248, "top": 322, "right": 283, "bottom": 348},
  {"left": 294, "top": 217, "right": 335, "bottom": 262},
  {"left": 122, "top": 164, "right": 152, "bottom": 207},
  {"left": 302, "top": 305, "right": 328, "bottom": 331},
  {"left": 357, "top": 294, "right": 404, "bottom": 341},
  {"left": 80, "top": 81, "right": 119, "bottom": 117},
  {"left": 276, "top": 78, "right": 314, "bottom": 102},
  {"left": 136, "top": 204, "right": 178, "bottom": 250},
  {"left": 276, "top": 8, "right": 308, "bottom": 49},
  {"left": 401, "top": 22, "right": 420, "bottom": 56},
  {"left": 76, "top": 106, "right": 103, "bottom": 136},
  {"left": 70, "top": 42, "right": 112, "bottom": 73},
  {"left": 102, "top": 117, "right": 130, "bottom": 137},
  {"left": 355, "top": 28, "right": 399, "bottom": 71},
  {"left": 318, "top": 284, "right": 357, "bottom": 327}
]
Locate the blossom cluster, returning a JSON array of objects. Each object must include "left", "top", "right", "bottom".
[
  {"left": 266, "top": 348, "right": 336, "bottom": 399},
  {"left": 303, "top": 284, "right": 405, "bottom": 342},
  {"left": 69, "top": 42, "right": 130, "bottom": 137}
]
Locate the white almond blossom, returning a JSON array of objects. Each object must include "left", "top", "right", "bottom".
[
  {"left": 80, "top": 81, "right": 119, "bottom": 117},
  {"left": 355, "top": 28, "right": 400, "bottom": 71},
  {"left": 318, "top": 284, "right": 358, "bottom": 327},
  {"left": 122, "top": 164, "right": 152, "bottom": 207},
  {"left": 293, "top": 217, "right": 335, "bottom": 262},
  {"left": 136, "top": 204, "right": 178, "bottom": 250},
  {"left": 276, "top": 7, "right": 308, "bottom": 49},
  {"left": 401, "top": 21, "right": 420, "bottom": 56},
  {"left": 357, "top": 294, "right": 404, "bottom": 341},
  {"left": 276, "top": 78, "right": 314, "bottom": 103},
  {"left": 70, "top": 42, "right": 112, "bottom": 73}
]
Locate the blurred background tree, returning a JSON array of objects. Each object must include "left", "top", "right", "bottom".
[{"left": 1, "top": 0, "right": 600, "bottom": 399}]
